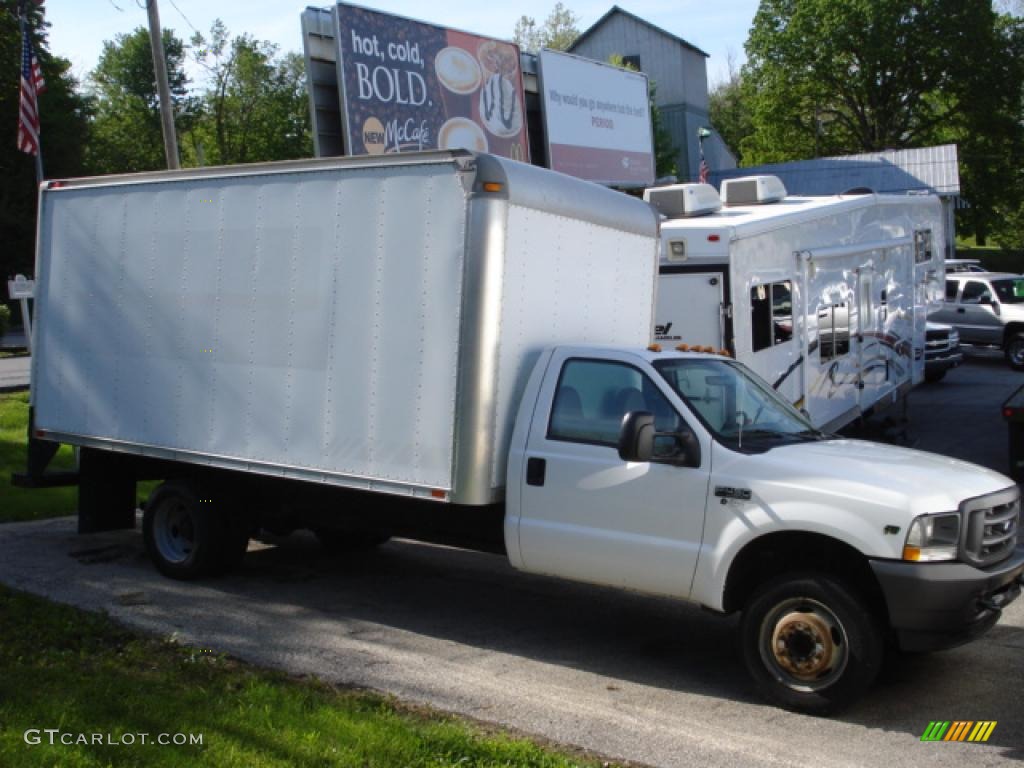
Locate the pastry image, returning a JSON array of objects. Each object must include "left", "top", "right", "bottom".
[
  {"left": 479, "top": 72, "right": 522, "bottom": 138},
  {"left": 476, "top": 40, "right": 518, "bottom": 78}
]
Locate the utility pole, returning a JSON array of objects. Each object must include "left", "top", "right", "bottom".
[{"left": 145, "top": 0, "right": 180, "bottom": 169}]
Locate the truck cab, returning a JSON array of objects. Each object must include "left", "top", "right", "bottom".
[{"left": 505, "top": 345, "right": 1023, "bottom": 713}]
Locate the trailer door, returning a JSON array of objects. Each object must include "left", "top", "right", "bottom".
[{"left": 655, "top": 269, "right": 727, "bottom": 350}]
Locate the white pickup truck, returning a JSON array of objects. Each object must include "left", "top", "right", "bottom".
[{"left": 18, "top": 151, "right": 1023, "bottom": 715}]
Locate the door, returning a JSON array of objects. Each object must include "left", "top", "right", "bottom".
[
  {"left": 956, "top": 280, "right": 1002, "bottom": 344},
  {"left": 516, "top": 352, "right": 710, "bottom": 599},
  {"left": 656, "top": 270, "right": 727, "bottom": 350}
]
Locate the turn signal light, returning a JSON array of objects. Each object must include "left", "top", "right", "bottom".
[{"left": 902, "top": 546, "right": 921, "bottom": 561}]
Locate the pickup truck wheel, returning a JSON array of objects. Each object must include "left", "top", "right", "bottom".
[
  {"left": 740, "top": 575, "right": 883, "bottom": 715},
  {"left": 1004, "top": 333, "right": 1024, "bottom": 370},
  {"left": 313, "top": 528, "right": 391, "bottom": 553},
  {"left": 143, "top": 480, "right": 231, "bottom": 580}
]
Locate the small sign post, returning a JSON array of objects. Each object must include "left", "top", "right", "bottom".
[{"left": 7, "top": 274, "right": 35, "bottom": 354}]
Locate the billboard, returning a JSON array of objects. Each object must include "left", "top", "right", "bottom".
[
  {"left": 333, "top": 3, "right": 529, "bottom": 161},
  {"left": 538, "top": 49, "right": 654, "bottom": 187}
]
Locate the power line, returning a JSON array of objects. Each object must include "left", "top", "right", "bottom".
[{"left": 166, "top": 0, "right": 199, "bottom": 34}]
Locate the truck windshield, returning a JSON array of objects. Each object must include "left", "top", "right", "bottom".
[
  {"left": 992, "top": 278, "right": 1024, "bottom": 304},
  {"left": 652, "top": 358, "right": 820, "bottom": 450}
]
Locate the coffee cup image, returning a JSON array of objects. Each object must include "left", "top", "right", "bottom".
[
  {"left": 435, "top": 46, "right": 481, "bottom": 117},
  {"left": 438, "top": 117, "right": 489, "bottom": 152}
]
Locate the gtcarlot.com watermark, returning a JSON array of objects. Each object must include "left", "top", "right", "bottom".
[{"left": 24, "top": 729, "right": 203, "bottom": 747}]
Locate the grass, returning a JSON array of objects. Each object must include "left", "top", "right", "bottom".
[
  {"left": 0, "top": 585, "right": 605, "bottom": 768},
  {"left": 0, "top": 391, "right": 79, "bottom": 523}
]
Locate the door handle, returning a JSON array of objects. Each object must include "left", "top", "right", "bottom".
[
  {"left": 526, "top": 457, "right": 546, "bottom": 487},
  {"left": 956, "top": 308, "right": 965, "bottom": 313}
]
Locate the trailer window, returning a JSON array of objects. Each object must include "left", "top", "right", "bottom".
[
  {"left": 548, "top": 359, "right": 682, "bottom": 449},
  {"left": 819, "top": 303, "right": 850, "bottom": 361},
  {"left": 914, "top": 230, "right": 933, "bottom": 263},
  {"left": 751, "top": 281, "right": 793, "bottom": 352}
]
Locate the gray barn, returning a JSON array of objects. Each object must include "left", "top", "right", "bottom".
[{"left": 569, "top": 5, "right": 735, "bottom": 180}]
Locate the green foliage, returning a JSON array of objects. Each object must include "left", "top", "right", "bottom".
[
  {"left": 0, "top": 305, "right": 9, "bottom": 338},
  {"left": 513, "top": 3, "right": 580, "bottom": 53},
  {"left": 739, "top": 0, "right": 1024, "bottom": 244},
  {"left": 708, "top": 63, "right": 753, "bottom": 166},
  {"left": 0, "top": 1, "right": 90, "bottom": 281},
  {"left": 85, "top": 26, "right": 193, "bottom": 174},
  {"left": 0, "top": 584, "right": 608, "bottom": 767},
  {"left": 186, "top": 21, "right": 311, "bottom": 166}
]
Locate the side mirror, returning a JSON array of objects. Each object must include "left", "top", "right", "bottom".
[{"left": 618, "top": 411, "right": 655, "bottom": 462}]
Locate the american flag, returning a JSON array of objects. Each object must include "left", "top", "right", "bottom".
[
  {"left": 698, "top": 157, "right": 709, "bottom": 184},
  {"left": 18, "top": 29, "right": 46, "bottom": 156}
]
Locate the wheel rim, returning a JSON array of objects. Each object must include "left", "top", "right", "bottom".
[
  {"left": 152, "top": 498, "right": 196, "bottom": 564},
  {"left": 759, "top": 597, "right": 849, "bottom": 692},
  {"left": 1009, "top": 340, "right": 1024, "bottom": 366}
]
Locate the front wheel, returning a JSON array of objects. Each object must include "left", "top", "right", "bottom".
[
  {"left": 740, "top": 574, "right": 883, "bottom": 715},
  {"left": 1005, "top": 333, "right": 1024, "bottom": 371}
]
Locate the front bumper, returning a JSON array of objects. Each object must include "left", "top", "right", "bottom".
[
  {"left": 925, "top": 348, "right": 963, "bottom": 373},
  {"left": 870, "top": 548, "right": 1024, "bottom": 651}
]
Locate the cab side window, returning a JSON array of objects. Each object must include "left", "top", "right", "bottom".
[
  {"left": 548, "top": 359, "right": 683, "bottom": 448},
  {"left": 961, "top": 281, "right": 992, "bottom": 304}
]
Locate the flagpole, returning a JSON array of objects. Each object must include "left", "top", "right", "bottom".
[{"left": 17, "top": 0, "right": 44, "bottom": 185}]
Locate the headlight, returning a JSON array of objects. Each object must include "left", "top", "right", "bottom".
[{"left": 903, "top": 512, "right": 960, "bottom": 561}]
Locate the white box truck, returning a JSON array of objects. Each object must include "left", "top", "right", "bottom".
[
  {"left": 18, "top": 152, "right": 1023, "bottom": 715},
  {"left": 647, "top": 177, "right": 945, "bottom": 431}
]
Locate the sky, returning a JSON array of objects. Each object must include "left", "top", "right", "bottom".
[{"left": 42, "top": 0, "right": 760, "bottom": 89}]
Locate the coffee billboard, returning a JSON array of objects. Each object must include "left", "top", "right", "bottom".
[{"left": 334, "top": 3, "right": 529, "bottom": 161}]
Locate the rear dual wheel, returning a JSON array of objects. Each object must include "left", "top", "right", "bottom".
[
  {"left": 143, "top": 480, "right": 250, "bottom": 580},
  {"left": 740, "top": 574, "right": 883, "bottom": 715}
]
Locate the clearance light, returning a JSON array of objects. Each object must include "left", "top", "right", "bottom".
[
  {"left": 718, "top": 348, "right": 731, "bottom": 357},
  {"left": 676, "top": 344, "right": 690, "bottom": 352},
  {"left": 707, "top": 234, "right": 721, "bottom": 242},
  {"left": 482, "top": 182, "right": 503, "bottom": 193},
  {"left": 647, "top": 343, "right": 662, "bottom": 352},
  {"left": 431, "top": 489, "right": 447, "bottom": 500}
]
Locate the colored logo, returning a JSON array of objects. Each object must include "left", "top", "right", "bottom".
[{"left": 920, "top": 721, "right": 997, "bottom": 743}]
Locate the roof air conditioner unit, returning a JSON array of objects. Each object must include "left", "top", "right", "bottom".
[
  {"left": 721, "top": 175, "right": 788, "bottom": 206},
  {"left": 643, "top": 183, "right": 722, "bottom": 219}
]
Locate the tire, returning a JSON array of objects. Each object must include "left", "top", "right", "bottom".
[
  {"left": 143, "top": 480, "right": 246, "bottom": 580},
  {"left": 313, "top": 528, "right": 391, "bottom": 554},
  {"left": 1005, "top": 333, "right": 1024, "bottom": 371},
  {"left": 740, "top": 574, "right": 884, "bottom": 715},
  {"left": 924, "top": 368, "right": 946, "bottom": 383}
]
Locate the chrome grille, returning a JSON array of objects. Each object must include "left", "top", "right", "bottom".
[{"left": 962, "top": 489, "right": 1020, "bottom": 567}]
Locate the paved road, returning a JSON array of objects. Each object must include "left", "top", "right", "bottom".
[
  {"left": 1, "top": 353, "right": 1023, "bottom": 767},
  {"left": 0, "top": 355, "right": 30, "bottom": 391}
]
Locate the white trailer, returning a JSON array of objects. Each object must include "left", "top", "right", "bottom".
[{"left": 647, "top": 177, "right": 945, "bottom": 431}]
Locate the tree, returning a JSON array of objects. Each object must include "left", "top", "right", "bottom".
[
  {"left": 513, "top": 3, "right": 580, "bottom": 53},
  {"left": 0, "top": 1, "right": 90, "bottom": 281},
  {"left": 741, "top": 0, "right": 1024, "bottom": 244},
  {"left": 708, "top": 54, "right": 753, "bottom": 166},
  {"left": 86, "top": 26, "right": 192, "bottom": 174},
  {"left": 187, "top": 21, "right": 311, "bottom": 166}
]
